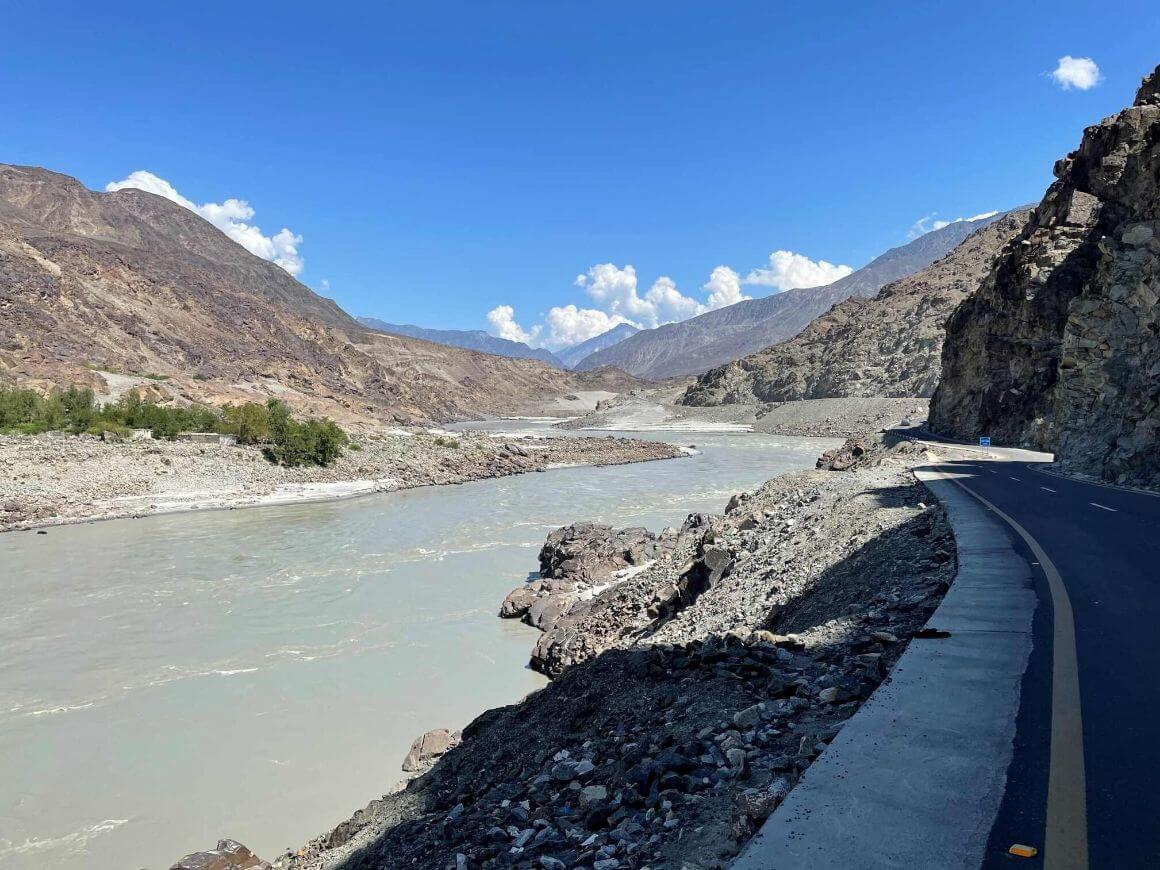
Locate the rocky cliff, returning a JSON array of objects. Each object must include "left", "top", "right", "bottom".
[
  {"left": 681, "top": 209, "right": 1030, "bottom": 407},
  {"left": 930, "top": 67, "right": 1160, "bottom": 488},
  {"left": 573, "top": 217, "right": 999, "bottom": 380},
  {"left": 0, "top": 165, "right": 630, "bottom": 425}
]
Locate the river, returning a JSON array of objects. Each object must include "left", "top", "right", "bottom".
[{"left": 0, "top": 426, "right": 837, "bottom": 869}]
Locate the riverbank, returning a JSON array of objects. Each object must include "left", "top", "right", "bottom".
[
  {"left": 268, "top": 432, "right": 966, "bottom": 870},
  {"left": 557, "top": 386, "right": 928, "bottom": 438},
  {"left": 0, "top": 430, "right": 684, "bottom": 532}
]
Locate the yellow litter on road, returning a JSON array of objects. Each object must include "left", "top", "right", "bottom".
[{"left": 1008, "top": 844, "right": 1039, "bottom": 858}]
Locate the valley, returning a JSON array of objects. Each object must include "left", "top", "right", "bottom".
[{"left": 1, "top": 12, "right": 1158, "bottom": 868}]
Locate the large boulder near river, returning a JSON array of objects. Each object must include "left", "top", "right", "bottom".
[{"left": 169, "top": 839, "right": 270, "bottom": 870}]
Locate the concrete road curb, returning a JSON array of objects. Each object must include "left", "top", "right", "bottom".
[{"left": 730, "top": 466, "right": 1036, "bottom": 869}]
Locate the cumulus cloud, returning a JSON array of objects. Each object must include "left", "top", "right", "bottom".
[
  {"left": 488, "top": 250, "right": 846, "bottom": 350},
  {"left": 544, "top": 305, "right": 633, "bottom": 348},
  {"left": 105, "top": 170, "right": 305, "bottom": 276},
  {"left": 743, "top": 250, "right": 853, "bottom": 291},
  {"left": 486, "top": 304, "right": 542, "bottom": 345},
  {"left": 908, "top": 210, "right": 999, "bottom": 239},
  {"left": 1051, "top": 56, "right": 1102, "bottom": 91},
  {"left": 704, "top": 266, "right": 748, "bottom": 309}
]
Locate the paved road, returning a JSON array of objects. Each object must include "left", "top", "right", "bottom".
[{"left": 913, "top": 433, "right": 1160, "bottom": 869}]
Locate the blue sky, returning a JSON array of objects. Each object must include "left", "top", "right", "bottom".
[{"left": 4, "top": 2, "right": 1158, "bottom": 349}]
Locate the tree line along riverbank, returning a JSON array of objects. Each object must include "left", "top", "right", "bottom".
[{"left": 0, "top": 385, "right": 348, "bottom": 467}]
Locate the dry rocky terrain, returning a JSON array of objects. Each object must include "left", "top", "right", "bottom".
[
  {"left": 0, "top": 164, "right": 634, "bottom": 428},
  {"left": 559, "top": 385, "right": 926, "bottom": 439},
  {"left": 681, "top": 209, "right": 1032, "bottom": 407},
  {"left": 0, "top": 431, "right": 682, "bottom": 532},
  {"left": 240, "top": 431, "right": 961, "bottom": 870},
  {"left": 932, "top": 65, "right": 1160, "bottom": 489}
]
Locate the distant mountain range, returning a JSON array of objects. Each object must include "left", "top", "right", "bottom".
[
  {"left": 574, "top": 215, "right": 1004, "bottom": 381},
  {"left": 357, "top": 318, "right": 565, "bottom": 367},
  {"left": 555, "top": 323, "right": 640, "bottom": 368},
  {"left": 357, "top": 318, "right": 640, "bottom": 371}
]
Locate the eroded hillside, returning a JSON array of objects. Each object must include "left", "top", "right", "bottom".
[{"left": 0, "top": 165, "right": 629, "bottom": 425}]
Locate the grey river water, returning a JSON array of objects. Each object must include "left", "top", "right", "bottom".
[{"left": 0, "top": 426, "right": 837, "bottom": 869}]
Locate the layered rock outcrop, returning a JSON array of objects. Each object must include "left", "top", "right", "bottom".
[
  {"left": 930, "top": 66, "right": 1160, "bottom": 488},
  {"left": 681, "top": 210, "right": 1030, "bottom": 407}
]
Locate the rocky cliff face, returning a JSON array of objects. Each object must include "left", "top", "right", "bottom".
[
  {"left": 574, "top": 217, "right": 999, "bottom": 381},
  {"left": 0, "top": 165, "right": 630, "bottom": 424},
  {"left": 681, "top": 209, "right": 1030, "bottom": 407},
  {"left": 931, "top": 67, "right": 1160, "bottom": 488}
]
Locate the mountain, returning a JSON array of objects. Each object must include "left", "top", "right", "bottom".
[
  {"left": 574, "top": 216, "right": 1002, "bottom": 381},
  {"left": 0, "top": 164, "right": 633, "bottom": 424},
  {"left": 558, "top": 323, "right": 640, "bottom": 369},
  {"left": 681, "top": 208, "right": 1031, "bottom": 407},
  {"left": 931, "top": 66, "right": 1160, "bottom": 489},
  {"left": 357, "top": 317, "right": 565, "bottom": 367}
]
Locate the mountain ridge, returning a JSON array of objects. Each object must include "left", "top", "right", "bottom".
[
  {"left": 680, "top": 208, "right": 1032, "bottom": 406},
  {"left": 0, "top": 164, "right": 633, "bottom": 425},
  {"left": 357, "top": 317, "right": 565, "bottom": 367},
  {"left": 574, "top": 216, "right": 1003, "bottom": 381},
  {"left": 558, "top": 322, "right": 640, "bottom": 369}
]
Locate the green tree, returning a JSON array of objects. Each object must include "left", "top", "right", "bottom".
[{"left": 60, "top": 386, "right": 97, "bottom": 433}]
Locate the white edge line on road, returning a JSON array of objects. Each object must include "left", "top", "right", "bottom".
[
  {"left": 1041, "top": 486, "right": 1057, "bottom": 493},
  {"left": 1010, "top": 477, "right": 1021, "bottom": 481},
  {"left": 1090, "top": 503, "right": 1117, "bottom": 512},
  {"left": 1030, "top": 464, "right": 1160, "bottom": 500}
]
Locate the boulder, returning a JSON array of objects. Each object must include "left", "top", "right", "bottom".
[
  {"left": 401, "top": 728, "right": 460, "bottom": 772},
  {"left": 499, "top": 584, "right": 541, "bottom": 619},
  {"left": 169, "top": 840, "right": 270, "bottom": 870},
  {"left": 538, "top": 522, "right": 659, "bottom": 585}
]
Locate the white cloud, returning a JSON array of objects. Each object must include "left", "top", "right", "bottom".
[
  {"left": 743, "top": 250, "right": 853, "bottom": 291},
  {"left": 1051, "top": 56, "right": 1102, "bottom": 91},
  {"left": 544, "top": 305, "right": 632, "bottom": 347},
  {"left": 644, "top": 275, "right": 706, "bottom": 323},
  {"left": 704, "top": 266, "right": 748, "bottom": 309},
  {"left": 488, "top": 250, "right": 846, "bottom": 349},
  {"left": 908, "top": 210, "right": 999, "bottom": 239},
  {"left": 105, "top": 170, "right": 305, "bottom": 276},
  {"left": 487, "top": 304, "right": 542, "bottom": 345}
]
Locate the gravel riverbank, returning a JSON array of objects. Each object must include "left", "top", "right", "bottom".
[
  {"left": 252, "top": 432, "right": 962, "bottom": 870},
  {"left": 0, "top": 431, "right": 684, "bottom": 533}
]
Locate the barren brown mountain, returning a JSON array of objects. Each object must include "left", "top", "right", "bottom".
[{"left": 0, "top": 165, "right": 631, "bottom": 424}]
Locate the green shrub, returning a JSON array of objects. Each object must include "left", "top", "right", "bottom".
[
  {"left": 432, "top": 435, "right": 460, "bottom": 448},
  {"left": 261, "top": 399, "right": 348, "bottom": 467}
]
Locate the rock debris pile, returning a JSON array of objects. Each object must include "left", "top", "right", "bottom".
[{"left": 282, "top": 433, "right": 956, "bottom": 869}]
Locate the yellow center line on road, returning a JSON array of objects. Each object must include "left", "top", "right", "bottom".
[{"left": 933, "top": 469, "right": 1089, "bottom": 870}]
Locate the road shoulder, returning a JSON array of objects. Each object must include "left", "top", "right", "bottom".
[{"left": 731, "top": 465, "right": 1036, "bottom": 869}]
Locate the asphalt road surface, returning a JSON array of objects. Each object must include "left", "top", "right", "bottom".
[{"left": 914, "top": 434, "right": 1160, "bottom": 869}]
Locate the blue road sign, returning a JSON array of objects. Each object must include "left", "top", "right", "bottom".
[{"left": 979, "top": 436, "right": 992, "bottom": 447}]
